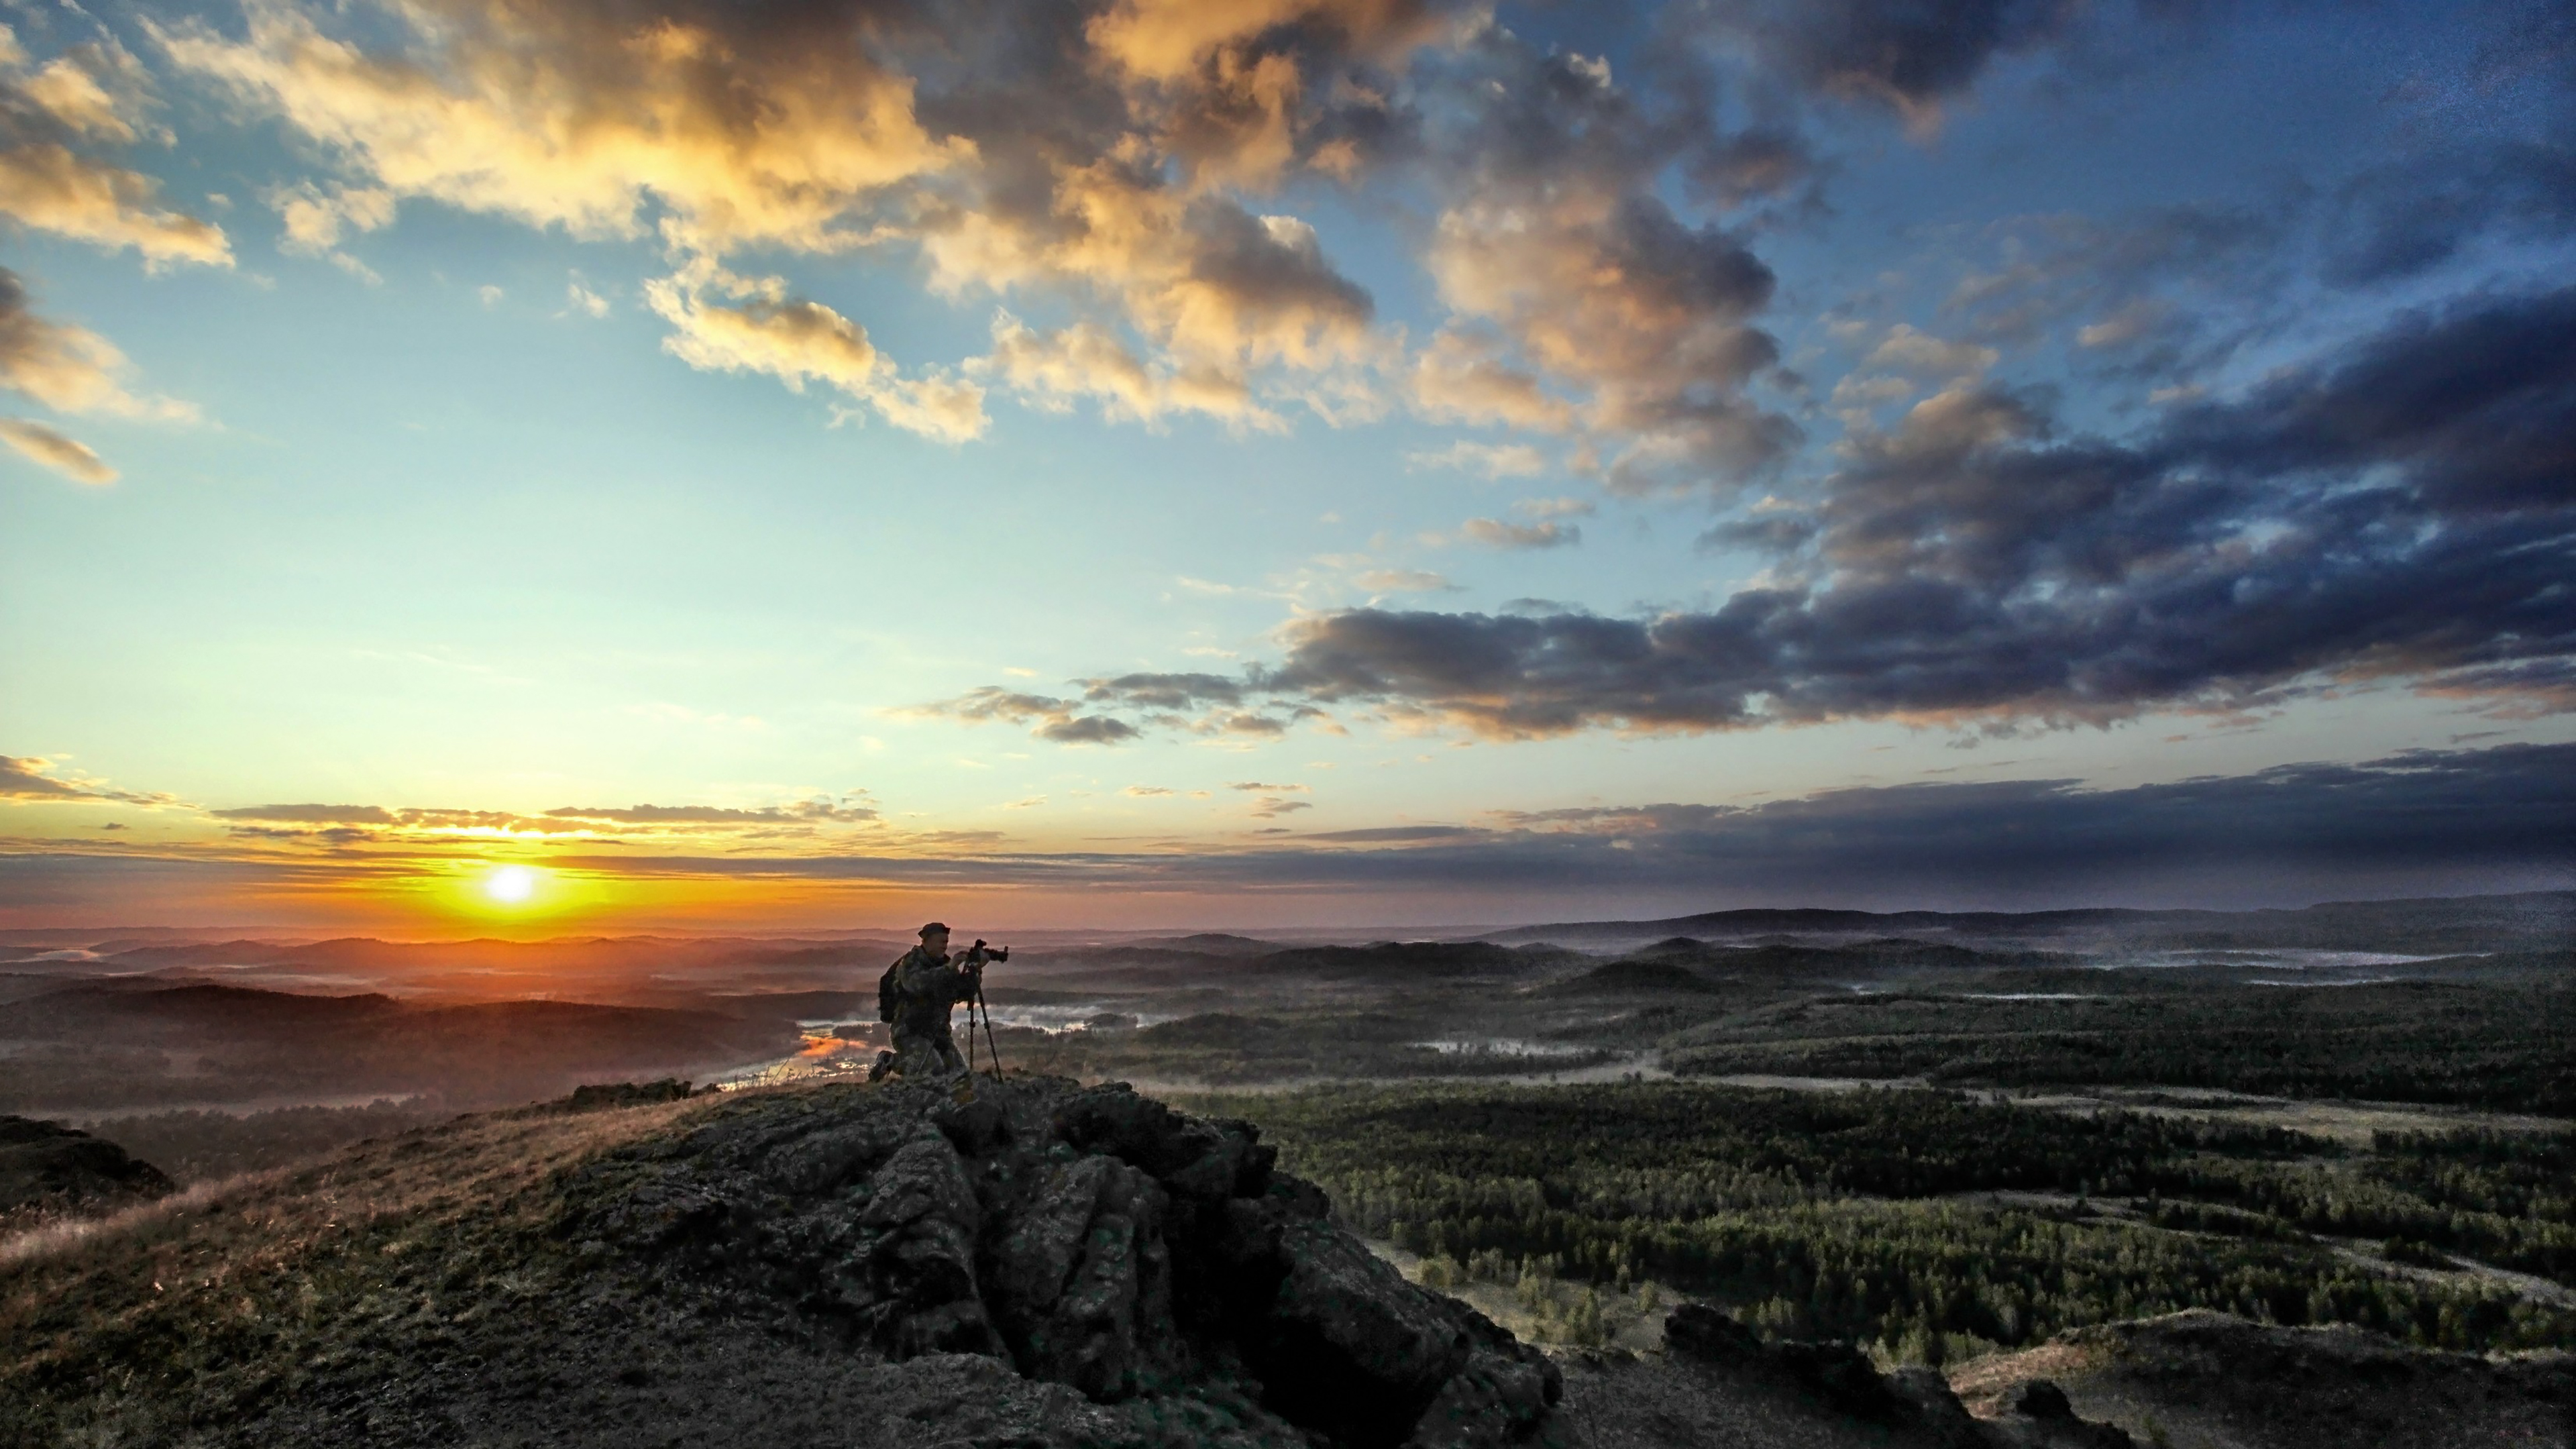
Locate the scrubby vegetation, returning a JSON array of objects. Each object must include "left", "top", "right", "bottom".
[
  {"left": 70, "top": 1102, "right": 445, "bottom": 1184},
  {"left": 1663, "top": 981, "right": 2576, "bottom": 1112},
  {"left": 997, "top": 1008, "right": 1613, "bottom": 1084},
  {"left": 1185, "top": 1081, "right": 2576, "bottom": 1363}
]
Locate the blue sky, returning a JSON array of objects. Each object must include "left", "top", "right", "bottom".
[{"left": 2, "top": 0, "right": 2571, "bottom": 931}]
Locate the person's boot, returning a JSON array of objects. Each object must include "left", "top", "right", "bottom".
[{"left": 867, "top": 1049, "right": 896, "bottom": 1083}]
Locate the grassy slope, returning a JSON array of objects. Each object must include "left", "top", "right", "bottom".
[{"left": 0, "top": 1094, "right": 713, "bottom": 1443}]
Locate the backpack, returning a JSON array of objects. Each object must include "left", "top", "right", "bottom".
[{"left": 877, "top": 955, "right": 904, "bottom": 1023}]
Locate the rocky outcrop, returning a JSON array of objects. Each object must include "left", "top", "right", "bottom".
[
  {"left": 575, "top": 1075, "right": 1568, "bottom": 1449},
  {"left": 0, "top": 1115, "right": 172, "bottom": 1217},
  {"left": 1666, "top": 1301, "right": 2133, "bottom": 1449},
  {"left": 1948, "top": 1309, "right": 2576, "bottom": 1449}
]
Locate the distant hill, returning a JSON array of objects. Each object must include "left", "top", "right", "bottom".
[
  {"left": 0, "top": 982, "right": 796, "bottom": 1113},
  {"left": 1483, "top": 891, "right": 2576, "bottom": 955},
  {"left": 1128, "top": 932, "right": 1280, "bottom": 956},
  {"left": 1252, "top": 941, "right": 1582, "bottom": 979},
  {"left": 1538, "top": 959, "right": 1732, "bottom": 996}
]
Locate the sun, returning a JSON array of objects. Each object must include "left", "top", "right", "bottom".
[{"left": 482, "top": 864, "right": 541, "bottom": 904}]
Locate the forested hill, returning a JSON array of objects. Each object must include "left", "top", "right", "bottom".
[{"left": 1481, "top": 891, "right": 2575, "bottom": 953}]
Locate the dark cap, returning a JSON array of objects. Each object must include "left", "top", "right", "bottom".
[{"left": 918, "top": 921, "right": 951, "bottom": 937}]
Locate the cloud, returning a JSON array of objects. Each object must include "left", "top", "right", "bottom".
[
  {"left": 1688, "top": 0, "right": 2084, "bottom": 133},
  {"left": 1411, "top": 34, "right": 1797, "bottom": 496},
  {"left": 1409, "top": 329, "right": 1576, "bottom": 432},
  {"left": 0, "top": 417, "right": 112, "bottom": 483},
  {"left": 0, "top": 267, "right": 195, "bottom": 421},
  {"left": 1259, "top": 287, "right": 2576, "bottom": 735},
  {"left": 1038, "top": 715, "right": 1142, "bottom": 744},
  {"left": 1936, "top": 203, "right": 2281, "bottom": 384},
  {"left": 1457, "top": 517, "right": 1579, "bottom": 549},
  {"left": 1228, "top": 781, "right": 1307, "bottom": 792},
  {"left": 0, "top": 755, "right": 176, "bottom": 806},
  {"left": 928, "top": 284, "right": 2576, "bottom": 743},
  {"left": 0, "top": 33, "right": 231, "bottom": 268},
  {"left": 975, "top": 311, "right": 1275, "bottom": 431},
  {"left": 209, "top": 803, "right": 400, "bottom": 824},
  {"left": 156, "top": 2, "right": 961, "bottom": 256},
  {"left": 269, "top": 180, "right": 393, "bottom": 270},
  {"left": 2324, "top": 142, "right": 2576, "bottom": 288},
  {"left": 1122, "top": 785, "right": 1175, "bottom": 797},
  {"left": 160, "top": 0, "right": 1395, "bottom": 431},
  {"left": 1403, "top": 439, "right": 1546, "bottom": 477},
  {"left": 1, "top": 755, "right": 98, "bottom": 800},
  {"left": 918, "top": 686, "right": 1140, "bottom": 745},
  {"left": 1352, "top": 568, "right": 1454, "bottom": 594},
  {"left": 301, "top": 743, "right": 2568, "bottom": 912},
  {"left": 542, "top": 801, "right": 879, "bottom": 824},
  {"left": 200, "top": 795, "right": 883, "bottom": 835},
  {"left": 645, "top": 262, "right": 986, "bottom": 441},
  {"left": 1083, "top": 672, "right": 1249, "bottom": 710},
  {"left": 1247, "top": 795, "right": 1311, "bottom": 818}
]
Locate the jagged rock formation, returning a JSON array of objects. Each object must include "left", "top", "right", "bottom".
[
  {"left": 1656, "top": 1302, "right": 2135, "bottom": 1449},
  {"left": 1951, "top": 1309, "right": 2576, "bottom": 1449},
  {"left": 574, "top": 1074, "right": 1567, "bottom": 1448},
  {"left": 0, "top": 1116, "right": 172, "bottom": 1219}
]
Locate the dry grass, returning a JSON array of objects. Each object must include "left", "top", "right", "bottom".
[{"left": 0, "top": 1092, "right": 724, "bottom": 1443}]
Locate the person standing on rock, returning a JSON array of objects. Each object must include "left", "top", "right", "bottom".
[{"left": 869, "top": 922, "right": 994, "bottom": 1081}]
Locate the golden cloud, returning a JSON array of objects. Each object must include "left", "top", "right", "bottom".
[
  {"left": 0, "top": 28, "right": 229, "bottom": 268},
  {"left": 162, "top": 1, "right": 1396, "bottom": 433},
  {"left": 644, "top": 262, "right": 987, "bottom": 441},
  {"left": 0, "top": 417, "right": 115, "bottom": 484},
  {"left": 158, "top": 2, "right": 964, "bottom": 255},
  {"left": 0, "top": 267, "right": 197, "bottom": 423}
]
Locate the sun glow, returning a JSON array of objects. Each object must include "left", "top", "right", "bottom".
[{"left": 482, "top": 864, "right": 541, "bottom": 904}]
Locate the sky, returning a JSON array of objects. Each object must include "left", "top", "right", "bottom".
[{"left": 1, "top": 0, "right": 2572, "bottom": 934}]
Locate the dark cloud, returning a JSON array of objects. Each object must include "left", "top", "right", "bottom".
[
  {"left": 922, "top": 686, "right": 1139, "bottom": 744},
  {"left": 1267, "top": 287, "right": 2576, "bottom": 733},
  {"left": 959, "top": 284, "right": 2576, "bottom": 741},
  {"left": 1036, "top": 714, "right": 1142, "bottom": 745},
  {"left": 1698, "top": 513, "right": 1815, "bottom": 553},
  {"left": 1081, "top": 672, "right": 1248, "bottom": 710},
  {"left": 1691, "top": 0, "right": 2084, "bottom": 125},
  {"left": 1303, "top": 824, "right": 1479, "bottom": 842},
  {"left": 2161, "top": 283, "right": 2576, "bottom": 516},
  {"left": 2324, "top": 143, "right": 2576, "bottom": 286},
  {"left": 461, "top": 743, "right": 2576, "bottom": 911}
]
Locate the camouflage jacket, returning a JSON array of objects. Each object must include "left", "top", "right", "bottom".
[{"left": 888, "top": 945, "right": 977, "bottom": 1032}]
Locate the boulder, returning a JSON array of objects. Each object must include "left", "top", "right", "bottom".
[
  {"left": 0, "top": 1116, "right": 172, "bottom": 1216},
  {"left": 575, "top": 1075, "right": 1568, "bottom": 1449}
]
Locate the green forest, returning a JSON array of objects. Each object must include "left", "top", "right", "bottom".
[
  {"left": 1183, "top": 1081, "right": 2576, "bottom": 1363},
  {"left": 1659, "top": 980, "right": 2576, "bottom": 1112}
]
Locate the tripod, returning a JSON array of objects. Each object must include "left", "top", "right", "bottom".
[{"left": 961, "top": 944, "right": 1006, "bottom": 1077}]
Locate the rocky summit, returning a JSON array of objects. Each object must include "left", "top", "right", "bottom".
[{"left": 563, "top": 1073, "right": 1567, "bottom": 1448}]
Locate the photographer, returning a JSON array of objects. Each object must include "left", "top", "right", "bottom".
[{"left": 868, "top": 922, "right": 1007, "bottom": 1081}]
